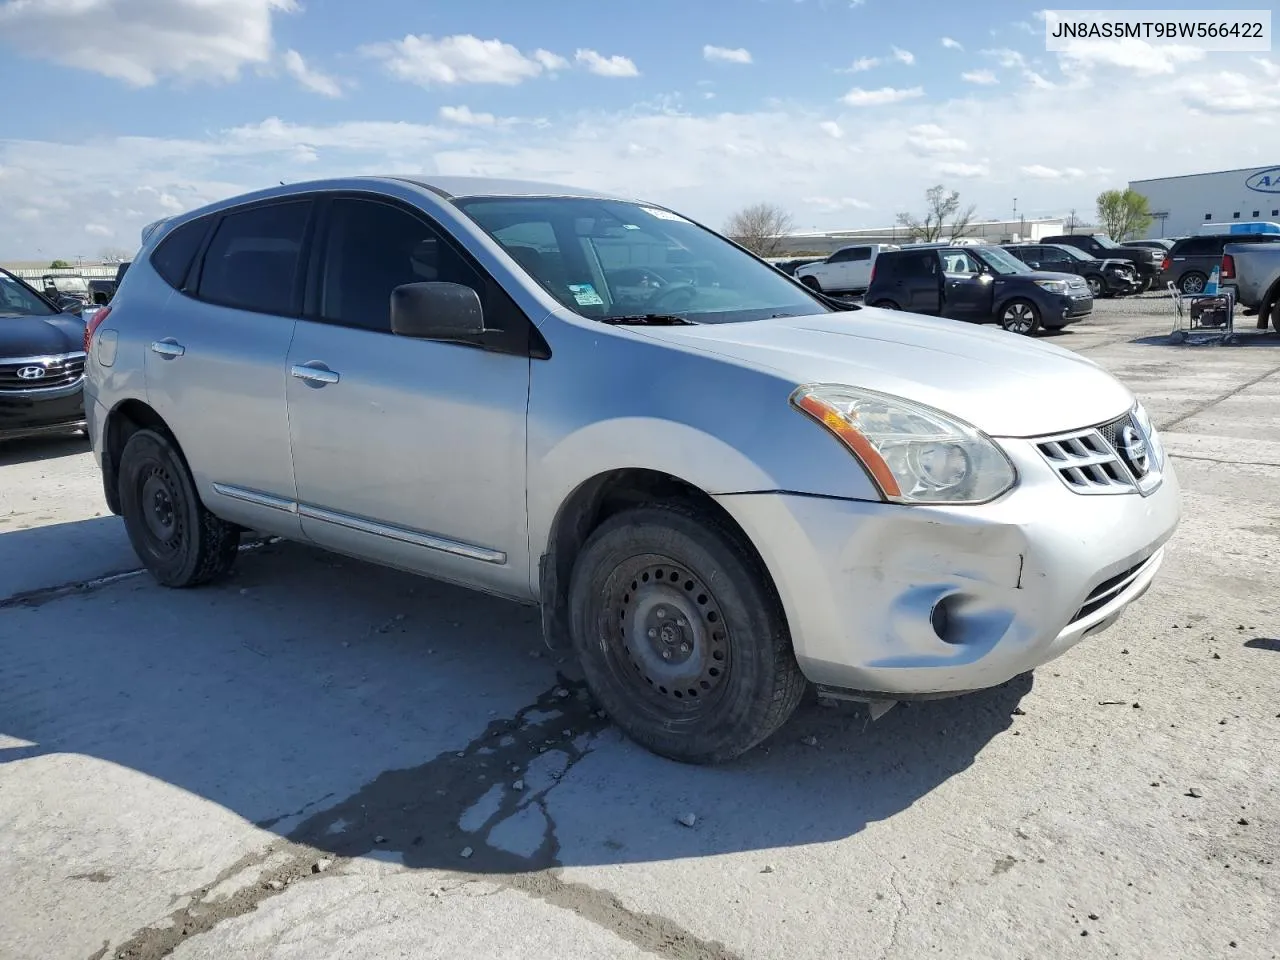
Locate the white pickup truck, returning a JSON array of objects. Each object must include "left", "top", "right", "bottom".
[
  {"left": 1223, "top": 242, "right": 1280, "bottom": 333},
  {"left": 794, "top": 243, "right": 899, "bottom": 295}
]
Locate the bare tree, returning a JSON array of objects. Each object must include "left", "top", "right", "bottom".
[
  {"left": 896, "top": 184, "right": 977, "bottom": 242},
  {"left": 724, "top": 202, "right": 795, "bottom": 258}
]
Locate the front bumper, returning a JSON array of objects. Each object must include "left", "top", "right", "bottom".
[
  {"left": 0, "top": 380, "right": 85, "bottom": 441},
  {"left": 716, "top": 438, "right": 1180, "bottom": 696},
  {"left": 1049, "top": 292, "right": 1093, "bottom": 323}
]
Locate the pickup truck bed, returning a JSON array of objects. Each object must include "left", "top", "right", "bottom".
[{"left": 1224, "top": 242, "right": 1280, "bottom": 332}]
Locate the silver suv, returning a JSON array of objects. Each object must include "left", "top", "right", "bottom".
[{"left": 85, "top": 176, "right": 1180, "bottom": 764}]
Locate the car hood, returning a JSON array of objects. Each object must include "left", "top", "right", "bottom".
[
  {"left": 631, "top": 308, "right": 1133, "bottom": 438},
  {"left": 0, "top": 313, "right": 86, "bottom": 358},
  {"left": 1011, "top": 269, "right": 1086, "bottom": 285}
]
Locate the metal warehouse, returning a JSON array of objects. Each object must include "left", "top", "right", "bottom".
[{"left": 1130, "top": 164, "right": 1280, "bottom": 239}]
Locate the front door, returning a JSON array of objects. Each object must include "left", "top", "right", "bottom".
[
  {"left": 285, "top": 196, "right": 533, "bottom": 598},
  {"left": 939, "top": 250, "right": 993, "bottom": 322},
  {"left": 143, "top": 199, "right": 312, "bottom": 535}
]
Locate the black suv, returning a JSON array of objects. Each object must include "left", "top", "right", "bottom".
[
  {"left": 1002, "top": 243, "right": 1141, "bottom": 297},
  {"left": 865, "top": 244, "right": 1093, "bottom": 334},
  {"left": 1040, "top": 233, "right": 1164, "bottom": 291},
  {"left": 1160, "top": 234, "right": 1280, "bottom": 294}
]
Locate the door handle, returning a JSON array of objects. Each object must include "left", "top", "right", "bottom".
[
  {"left": 291, "top": 363, "right": 340, "bottom": 385},
  {"left": 150, "top": 339, "right": 185, "bottom": 358}
]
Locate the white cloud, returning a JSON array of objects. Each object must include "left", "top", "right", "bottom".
[
  {"left": 938, "top": 162, "right": 989, "bottom": 178},
  {"left": 941, "top": 37, "right": 964, "bottom": 50},
  {"left": 439, "top": 105, "right": 498, "bottom": 127},
  {"left": 983, "top": 48, "right": 1027, "bottom": 69},
  {"left": 818, "top": 121, "right": 843, "bottom": 139},
  {"left": 843, "top": 56, "right": 881, "bottom": 73},
  {"left": 575, "top": 49, "right": 640, "bottom": 77},
  {"left": 841, "top": 86, "right": 924, "bottom": 106},
  {"left": 906, "top": 124, "right": 969, "bottom": 155},
  {"left": 1179, "top": 72, "right": 1280, "bottom": 115},
  {"left": 703, "top": 45, "right": 752, "bottom": 65},
  {"left": 1019, "top": 164, "right": 1085, "bottom": 180},
  {"left": 362, "top": 34, "right": 567, "bottom": 87},
  {"left": 1056, "top": 39, "right": 1204, "bottom": 77},
  {"left": 891, "top": 46, "right": 915, "bottom": 66},
  {"left": 1253, "top": 57, "right": 1280, "bottom": 79},
  {"left": 85, "top": 223, "right": 114, "bottom": 237},
  {"left": 961, "top": 69, "right": 998, "bottom": 85},
  {"left": 804, "top": 196, "right": 872, "bottom": 213},
  {"left": 0, "top": 0, "right": 297, "bottom": 86},
  {"left": 282, "top": 49, "right": 341, "bottom": 98}
]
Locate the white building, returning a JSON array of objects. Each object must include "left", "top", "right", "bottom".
[
  {"left": 1129, "top": 165, "right": 1280, "bottom": 239},
  {"left": 775, "top": 217, "right": 1066, "bottom": 256}
]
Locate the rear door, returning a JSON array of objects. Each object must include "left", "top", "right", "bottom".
[
  {"left": 897, "top": 251, "right": 942, "bottom": 313},
  {"left": 143, "top": 198, "right": 312, "bottom": 535},
  {"left": 939, "top": 250, "right": 992, "bottom": 322}
]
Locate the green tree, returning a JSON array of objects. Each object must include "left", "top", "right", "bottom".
[
  {"left": 1095, "top": 189, "right": 1153, "bottom": 241},
  {"left": 49, "top": 259, "right": 71, "bottom": 269}
]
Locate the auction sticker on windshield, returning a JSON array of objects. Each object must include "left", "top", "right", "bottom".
[{"left": 568, "top": 283, "right": 605, "bottom": 306}]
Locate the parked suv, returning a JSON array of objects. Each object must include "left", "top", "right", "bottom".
[
  {"left": 1002, "top": 243, "right": 1141, "bottom": 298},
  {"left": 865, "top": 244, "right": 1093, "bottom": 334},
  {"left": 1041, "top": 234, "right": 1164, "bottom": 291},
  {"left": 1160, "top": 233, "right": 1280, "bottom": 294},
  {"left": 85, "top": 176, "right": 1178, "bottom": 764},
  {"left": 794, "top": 243, "right": 898, "bottom": 294}
]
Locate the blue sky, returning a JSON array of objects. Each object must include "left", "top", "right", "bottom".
[{"left": 1, "top": 0, "right": 1277, "bottom": 258}]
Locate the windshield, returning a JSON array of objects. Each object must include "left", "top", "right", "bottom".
[
  {"left": 0, "top": 272, "right": 56, "bottom": 317},
  {"left": 1091, "top": 234, "right": 1122, "bottom": 249},
  {"left": 454, "top": 196, "right": 832, "bottom": 324},
  {"left": 975, "top": 246, "right": 1032, "bottom": 275}
]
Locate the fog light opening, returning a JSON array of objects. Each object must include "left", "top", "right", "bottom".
[{"left": 931, "top": 595, "right": 962, "bottom": 645}]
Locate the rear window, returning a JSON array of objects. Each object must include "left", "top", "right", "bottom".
[
  {"left": 196, "top": 201, "right": 311, "bottom": 316},
  {"left": 150, "top": 218, "right": 210, "bottom": 290}
]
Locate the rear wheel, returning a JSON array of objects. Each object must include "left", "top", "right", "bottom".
[
  {"left": 1000, "top": 299, "right": 1042, "bottom": 335},
  {"left": 870, "top": 300, "right": 900, "bottom": 310},
  {"left": 118, "top": 429, "right": 240, "bottom": 587},
  {"left": 1178, "top": 271, "right": 1207, "bottom": 295},
  {"left": 567, "top": 503, "right": 807, "bottom": 764}
]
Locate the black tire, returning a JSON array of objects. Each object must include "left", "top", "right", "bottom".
[
  {"left": 1140, "top": 277, "right": 1154, "bottom": 293},
  {"left": 870, "top": 299, "right": 900, "bottom": 310},
  {"left": 567, "top": 503, "right": 807, "bottom": 764},
  {"left": 1178, "top": 271, "right": 1207, "bottom": 295},
  {"left": 800, "top": 276, "right": 822, "bottom": 293},
  {"left": 118, "top": 429, "right": 239, "bottom": 587},
  {"left": 1085, "top": 275, "right": 1105, "bottom": 298},
  {"left": 999, "top": 298, "right": 1042, "bottom": 335},
  {"left": 1268, "top": 296, "right": 1280, "bottom": 335}
]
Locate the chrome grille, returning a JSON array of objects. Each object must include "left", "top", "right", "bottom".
[
  {"left": 1035, "top": 413, "right": 1137, "bottom": 494},
  {"left": 0, "top": 353, "right": 86, "bottom": 391}
]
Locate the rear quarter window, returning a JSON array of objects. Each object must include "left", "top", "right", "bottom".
[{"left": 150, "top": 217, "right": 212, "bottom": 290}]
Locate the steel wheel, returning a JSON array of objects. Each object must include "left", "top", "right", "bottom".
[
  {"left": 1000, "top": 299, "right": 1041, "bottom": 335},
  {"left": 137, "top": 464, "right": 185, "bottom": 560},
  {"left": 605, "top": 558, "right": 731, "bottom": 713}
]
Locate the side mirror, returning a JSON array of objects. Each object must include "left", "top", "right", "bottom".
[
  {"left": 1028, "top": 262, "right": 1041, "bottom": 270},
  {"left": 390, "top": 282, "right": 485, "bottom": 340}
]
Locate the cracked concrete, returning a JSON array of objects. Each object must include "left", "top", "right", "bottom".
[{"left": 2, "top": 295, "right": 1279, "bottom": 959}]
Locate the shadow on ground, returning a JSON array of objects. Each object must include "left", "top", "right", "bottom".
[
  {"left": 0, "top": 432, "right": 89, "bottom": 467},
  {"left": 0, "top": 524, "right": 1028, "bottom": 877},
  {"left": 1130, "top": 330, "right": 1280, "bottom": 347}
]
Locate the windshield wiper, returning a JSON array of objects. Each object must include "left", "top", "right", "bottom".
[{"left": 600, "top": 314, "right": 697, "bottom": 326}]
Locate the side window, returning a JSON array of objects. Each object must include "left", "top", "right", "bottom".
[
  {"left": 318, "top": 198, "right": 490, "bottom": 333},
  {"left": 1037, "top": 247, "right": 1064, "bottom": 263},
  {"left": 1177, "top": 238, "right": 1214, "bottom": 256},
  {"left": 828, "top": 248, "right": 858, "bottom": 263},
  {"left": 943, "top": 251, "right": 980, "bottom": 274},
  {"left": 901, "top": 253, "right": 940, "bottom": 278},
  {"left": 150, "top": 217, "right": 211, "bottom": 290},
  {"left": 847, "top": 247, "right": 871, "bottom": 262},
  {"left": 196, "top": 201, "right": 311, "bottom": 315}
]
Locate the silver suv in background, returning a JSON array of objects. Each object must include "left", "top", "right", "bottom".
[{"left": 85, "top": 176, "right": 1180, "bottom": 764}]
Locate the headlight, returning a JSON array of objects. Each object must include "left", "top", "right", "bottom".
[
  {"left": 1034, "top": 279, "right": 1069, "bottom": 294},
  {"left": 790, "top": 384, "right": 1017, "bottom": 504},
  {"left": 1132, "top": 401, "right": 1165, "bottom": 470}
]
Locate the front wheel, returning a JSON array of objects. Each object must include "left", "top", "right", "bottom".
[
  {"left": 118, "top": 429, "right": 240, "bottom": 587},
  {"left": 870, "top": 299, "right": 900, "bottom": 310},
  {"left": 800, "top": 276, "right": 822, "bottom": 293},
  {"left": 1000, "top": 299, "right": 1042, "bottom": 335},
  {"left": 567, "top": 504, "right": 807, "bottom": 764},
  {"left": 1085, "top": 275, "right": 1104, "bottom": 298}
]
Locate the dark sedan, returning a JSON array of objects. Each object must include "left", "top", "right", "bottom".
[{"left": 0, "top": 267, "right": 88, "bottom": 442}]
